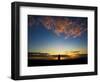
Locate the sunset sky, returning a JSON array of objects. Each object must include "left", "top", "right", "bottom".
[{"left": 28, "top": 15, "right": 87, "bottom": 55}]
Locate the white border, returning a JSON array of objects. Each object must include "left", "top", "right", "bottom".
[{"left": 20, "top": 6, "right": 95, "bottom": 76}]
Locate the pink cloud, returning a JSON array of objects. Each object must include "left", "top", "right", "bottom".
[
  {"left": 40, "top": 16, "right": 54, "bottom": 30},
  {"left": 31, "top": 16, "right": 87, "bottom": 39}
]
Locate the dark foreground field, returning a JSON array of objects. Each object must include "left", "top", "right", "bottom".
[{"left": 28, "top": 56, "right": 87, "bottom": 67}]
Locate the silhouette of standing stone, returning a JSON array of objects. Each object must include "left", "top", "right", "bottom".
[{"left": 58, "top": 55, "right": 60, "bottom": 60}]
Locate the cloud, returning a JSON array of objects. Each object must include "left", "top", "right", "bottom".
[
  {"left": 29, "top": 16, "right": 87, "bottom": 39},
  {"left": 54, "top": 17, "right": 72, "bottom": 36},
  {"left": 71, "top": 51, "right": 80, "bottom": 54},
  {"left": 41, "top": 17, "right": 87, "bottom": 39},
  {"left": 39, "top": 16, "right": 54, "bottom": 30}
]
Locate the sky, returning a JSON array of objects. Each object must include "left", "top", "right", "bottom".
[{"left": 28, "top": 15, "right": 87, "bottom": 55}]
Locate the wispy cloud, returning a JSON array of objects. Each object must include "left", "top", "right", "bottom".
[{"left": 28, "top": 16, "right": 87, "bottom": 39}]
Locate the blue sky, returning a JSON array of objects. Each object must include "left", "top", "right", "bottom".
[{"left": 28, "top": 15, "right": 87, "bottom": 55}]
